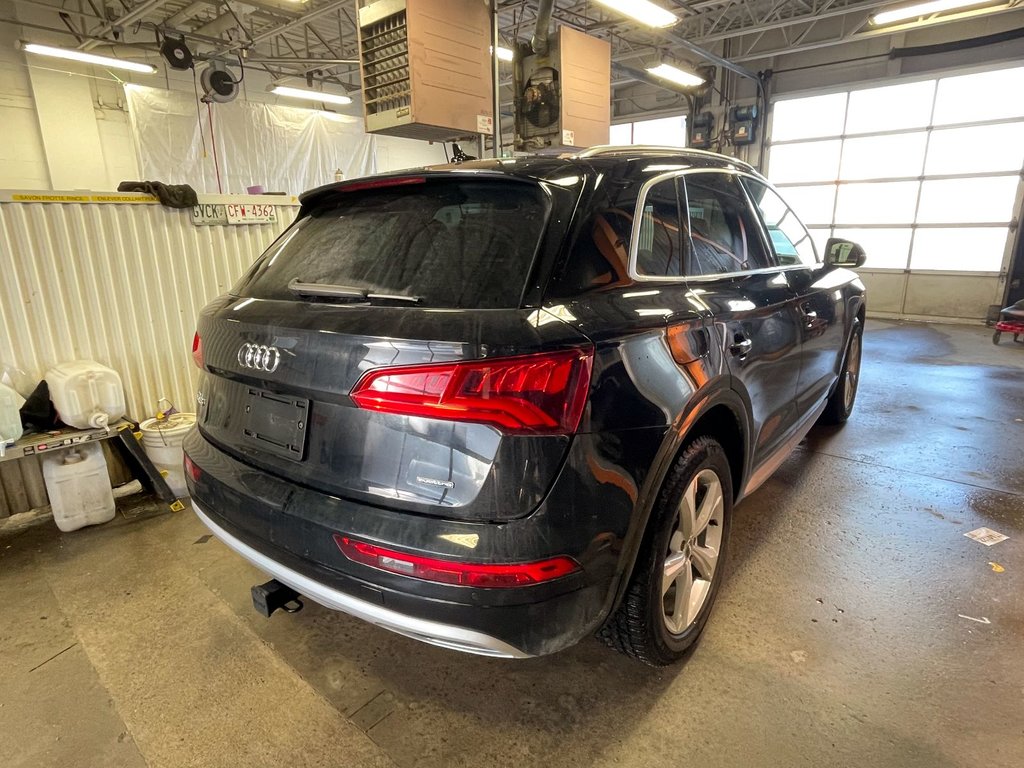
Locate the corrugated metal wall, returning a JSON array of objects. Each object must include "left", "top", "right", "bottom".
[
  {"left": 0, "top": 192, "right": 298, "bottom": 515},
  {"left": 0, "top": 193, "right": 297, "bottom": 418}
]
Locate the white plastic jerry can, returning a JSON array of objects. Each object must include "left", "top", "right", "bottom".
[
  {"left": 41, "top": 443, "right": 116, "bottom": 532},
  {"left": 0, "top": 382, "right": 24, "bottom": 457},
  {"left": 45, "top": 360, "right": 126, "bottom": 429}
]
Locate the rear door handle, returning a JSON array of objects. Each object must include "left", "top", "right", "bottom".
[{"left": 730, "top": 338, "right": 753, "bottom": 356}]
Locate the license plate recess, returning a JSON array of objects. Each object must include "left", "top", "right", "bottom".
[{"left": 243, "top": 389, "right": 309, "bottom": 461}]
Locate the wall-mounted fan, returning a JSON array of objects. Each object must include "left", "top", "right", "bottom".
[{"left": 520, "top": 67, "right": 560, "bottom": 129}]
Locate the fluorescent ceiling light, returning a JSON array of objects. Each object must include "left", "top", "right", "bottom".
[
  {"left": 871, "top": 0, "right": 995, "bottom": 24},
  {"left": 21, "top": 42, "right": 156, "bottom": 73},
  {"left": 492, "top": 45, "right": 514, "bottom": 62},
  {"left": 593, "top": 0, "right": 677, "bottom": 28},
  {"left": 646, "top": 63, "right": 704, "bottom": 88},
  {"left": 271, "top": 85, "right": 352, "bottom": 106}
]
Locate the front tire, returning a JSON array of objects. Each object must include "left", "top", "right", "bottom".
[
  {"left": 598, "top": 437, "right": 733, "bottom": 666},
  {"left": 820, "top": 317, "right": 863, "bottom": 425}
]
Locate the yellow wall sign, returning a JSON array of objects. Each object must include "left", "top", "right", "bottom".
[{"left": 5, "top": 193, "right": 157, "bottom": 204}]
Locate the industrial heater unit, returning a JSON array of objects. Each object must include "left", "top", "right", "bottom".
[
  {"left": 357, "top": 0, "right": 494, "bottom": 141},
  {"left": 514, "top": 25, "right": 611, "bottom": 152}
]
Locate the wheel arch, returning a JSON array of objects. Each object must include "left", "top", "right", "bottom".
[{"left": 602, "top": 389, "right": 750, "bottom": 617}]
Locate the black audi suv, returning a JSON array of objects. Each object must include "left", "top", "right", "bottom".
[{"left": 184, "top": 147, "right": 866, "bottom": 665}]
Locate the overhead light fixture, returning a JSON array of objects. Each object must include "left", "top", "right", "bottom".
[
  {"left": 20, "top": 42, "right": 156, "bottom": 74},
  {"left": 871, "top": 0, "right": 996, "bottom": 25},
  {"left": 270, "top": 85, "right": 352, "bottom": 106},
  {"left": 593, "top": 0, "right": 677, "bottom": 28},
  {"left": 646, "top": 63, "right": 704, "bottom": 88},
  {"left": 492, "top": 45, "right": 514, "bottom": 63}
]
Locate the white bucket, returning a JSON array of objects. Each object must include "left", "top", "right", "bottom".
[{"left": 139, "top": 412, "right": 196, "bottom": 497}]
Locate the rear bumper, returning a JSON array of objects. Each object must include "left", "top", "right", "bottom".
[
  {"left": 193, "top": 501, "right": 530, "bottom": 658},
  {"left": 183, "top": 428, "right": 636, "bottom": 657}
]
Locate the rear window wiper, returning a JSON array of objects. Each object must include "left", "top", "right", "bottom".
[{"left": 288, "top": 278, "right": 421, "bottom": 304}]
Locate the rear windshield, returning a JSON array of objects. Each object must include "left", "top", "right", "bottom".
[{"left": 233, "top": 179, "right": 550, "bottom": 308}]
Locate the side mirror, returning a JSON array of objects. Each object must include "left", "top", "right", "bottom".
[{"left": 825, "top": 238, "right": 866, "bottom": 269}]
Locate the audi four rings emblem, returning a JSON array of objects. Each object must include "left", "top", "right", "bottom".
[{"left": 238, "top": 343, "right": 282, "bottom": 372}]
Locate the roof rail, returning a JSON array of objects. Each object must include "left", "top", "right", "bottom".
[{"left": 575, "top": 145, "right": 756, "bottom": 172}]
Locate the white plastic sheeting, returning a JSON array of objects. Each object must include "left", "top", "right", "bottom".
[
  {"left": 124, "top": 85, "right": 377, "bottom": 195},
  {"left": 0, "top": 191, "right": 297, "bottom": 422}
]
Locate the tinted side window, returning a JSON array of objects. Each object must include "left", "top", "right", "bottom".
[
  {"left": 548, "top": 172, "right": 685, "bottom": 296},
  {"left": 683, "top": 173, "right": 773, "bottom": 276},
  {"left": 743, "top": 178, "right": 819, "bottom": 266},
  {"left": 546, "top": 177, "right": 638, "bottom": 297},
  {"left": 635, "top": 178, "right": 684, "bottom": 278}
]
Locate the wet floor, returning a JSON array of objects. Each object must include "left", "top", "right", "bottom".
[{"left": 2, "top": 320, "right": 1022, "bottom": 768}]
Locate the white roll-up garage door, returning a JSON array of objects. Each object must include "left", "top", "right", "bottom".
[{"left": 767, "top": 64, "right": 1024, "bottom": 321}]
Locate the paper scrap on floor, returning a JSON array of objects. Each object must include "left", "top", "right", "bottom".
[{"left": 964, "top": 527, "right": 1009, "bottom": 546}]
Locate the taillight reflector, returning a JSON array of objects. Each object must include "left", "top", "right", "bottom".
[
  {"left": 192, "top": 332, "right": 204, "bottom": 369},
  {"left": 334, "top": 535, "right": 580, "bottom": 587},
  {"left": 183, "top": 454, "right": 201, "bottom": 483},
  {"left": 349, "top": 349, "right": 593, "bottom": 435}
]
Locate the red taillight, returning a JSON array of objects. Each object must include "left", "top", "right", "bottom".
[
  {"left": 192, "top": 332, "right": 204, "bottom": 369},
  {"left": 349, "top": 349, "right": 593, "bottom": 435},
  {"left": 183, "top": 454, "right": 201, "bottom": 483},
  {"left": 334, "top": 535, "right": 580, "bottom": 587}
]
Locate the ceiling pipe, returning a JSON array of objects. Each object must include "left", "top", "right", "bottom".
[
  {"left": 248, "top": 56, "right": 358, "bottom": 65},
  {"left": 531, "top": 0, "right": 554, "bottom": 54},
  {"left": 80, "top": 0, "right": 170, "bottom": 50},
  {"left": 0, "top": 15, "right": 156, "bottom": 52},
  {"left": 661, "top": 30, "right": 758, "bottom": 82}
]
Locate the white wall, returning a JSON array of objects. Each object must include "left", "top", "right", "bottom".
[
  {"left": 375, "top": 135, "right": 449, "bottom": 173},
  {"left": 0, "top": 16, "right": 445, "bottom": 193},
  {"left": 0, "top": 23, "right": 49, "bottom": 188}
]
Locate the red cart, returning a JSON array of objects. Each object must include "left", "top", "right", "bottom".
[{"left": 992, "top": 299, "right": 1024, "bottom": 345}]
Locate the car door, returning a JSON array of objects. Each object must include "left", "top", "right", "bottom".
[
  {"left": 742, "top": 177, "right": 846, "bottom": 413},
  {"left": 680, "top": 171, "right": 805, "bottom": 468}
]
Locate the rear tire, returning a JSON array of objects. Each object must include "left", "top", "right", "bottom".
[
  {"left": 598, "top": 437, "right": 733, "bottom": 666},
  {"left": 820, "top": 317, "right": 863, "bottom": 425},
  {"left": 992, "top": 331, "right": 1002, "bottom": 345}
]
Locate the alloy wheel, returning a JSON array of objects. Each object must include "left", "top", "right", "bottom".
[
  {"left": 662, "top": 469, "right": 724, "bottom": 635},
  {"left": 843, "top": 331, "right": 862, "bottom": 412}
]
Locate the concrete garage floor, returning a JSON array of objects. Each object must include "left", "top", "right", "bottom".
[{"left": 2, "top": 319, "right": 1023, "bottom": 768}]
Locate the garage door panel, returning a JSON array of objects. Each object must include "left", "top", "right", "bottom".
[
  {"left": 916, "top": 177, "right": 1019, "bottom": 224},
  {"left": 856, "top": 271, "right": 907, "bottom": 313},
  {"left": 910, "top": 227, "right": 1010, "bottom": 272},
  {"left": 771, "top": 92, "right": 847, "bottom": 141},
  {"left": 839, "top": 133, "right": 927, "bottom": 180},
  {"left": 769, "top": 140, "right": 842, "bottom": 183},
  {"left": 902, "top": 273, "right": 1002, "bottom": 319},
  {"left": 776, "top": 186, "right": 836, "bottom": 226},
  {"left": 835, "top": 181, "right": 919, "bottom": 225},
  {"left": 933, "top": 67, "right": 1024, "bottom": 125},
  {"left": 925, "top": 122, "right": 1024, "bottom": 175},
  {"left": 845, "top": 80, "right": 934, "bottom": 133},
  {"left": 833, "top": 227, "right": 912, "bottom": 270}
]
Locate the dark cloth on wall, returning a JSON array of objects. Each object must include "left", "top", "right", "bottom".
[{"left": 117, "top": 181, "right": 199, "bottom": 209}]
